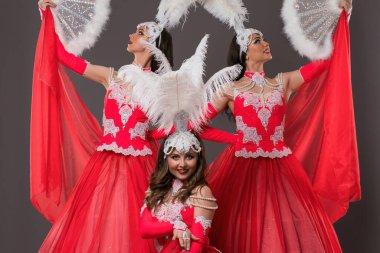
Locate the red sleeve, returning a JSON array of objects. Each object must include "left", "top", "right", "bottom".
[
  {"left": 148, "top": 126, "right": 175, "bottom": 140},
  {"left": 55, "top": 34, "right": 88, "bottom": 75},
  {"left": 139, "top": 207, "right": 174, "bottom": 238},
  {"left": 299, "top": 59, "right": 331, "bottom": 83},
  {"left": 199, "top": 126, "right": 237, "bottom": 144},
  {"left": 189, "top": 217, "right": 212, "bottom": 253}
]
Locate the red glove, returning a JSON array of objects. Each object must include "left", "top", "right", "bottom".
[
  {"left": 300, "top": 59, "right": 331, "bottom": 83},
  {"left": 55, "top": 34, "right": 88, "bottom": 75},
  {"left": 188, "top": 216, "right": 212, "bottom": 253},
  {"left": 199, "top": 126, "right": 237, "bottom": 144},
  {"left": 140, "top": 206, "right": 174, "bottom": 238},
  {"left": 148, "top": 125, "right": 175, "bottom": 140},
  {"left": 203, "top": 103, "right": 219, "bottom": 123}
]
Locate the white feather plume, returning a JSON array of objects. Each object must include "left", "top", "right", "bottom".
[
  {"left": 117, "top": 64, "right": 159, "bottom": 113},
  {"left": 156, "top": 0, "right": 198, "bottom": 29},
  {"left": 202, "top": 64, "right": 242, "bottom": 105},
  {"left": 144, "top": 35, "right": 209, "bottom": 133},
  {"left": 200, "top": 0, "right": 248, "bottom": 32},
  {"left": 139, "top": 39, "right": 172, "bottom": 75}
]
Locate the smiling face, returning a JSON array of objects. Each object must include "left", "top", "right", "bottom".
[
  {"left": 127, "top": 26, "right": 150, "bottom": 53},
  {"left": 245, "top": 33, "right": 272, "bottom": 64},
  {"left": 167, "top": 149, "right": 199, "bottom": 182}
]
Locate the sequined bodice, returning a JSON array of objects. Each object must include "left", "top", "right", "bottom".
[
  {"left": 96, "top": 81, "right": 152, "bottom": 156},
  {"left": 233, "top": 76, "right": 292, "bottom": 158}
]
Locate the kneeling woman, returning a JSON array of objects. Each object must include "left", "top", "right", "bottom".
[{"left": 140, "top": 132, "right": 220, "bottom": 253}]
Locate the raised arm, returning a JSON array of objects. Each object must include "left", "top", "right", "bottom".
[{"left": 38, "top": 1, "right": 113, "bottom": 88}]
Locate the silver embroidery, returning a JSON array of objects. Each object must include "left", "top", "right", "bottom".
[
  {"left": 152, "top": 199, "right": 191, "bottom": 224},
  {"left": 239, "top": 88, "right": 284, "bottom": 131},
  {"left": 236, "top": 116, "right": 262, "bottom": 145},
  {"left": 102, "top": 117, "right": 119, "bottom": 137},
  {"left": 270, "top": 120, "right": 285, "bottom": 145},
  {"left": 108, "top": 82, "right": 128, "bottom": 108},
  {"left": 119, "top": 105, "right": 133, "bottom": 127},
  {"left": 235, "top": 147, "right": 292, "bottom": 159},
  {"left": 96, "top": 142, "right": 152, "bottom": 156},
  {"left": 129, "top": 122, "right": 149, "bottom": 140},
  {"left": 195, "top": 216, "right": 212, "bottom": 235},
  {"left": 257, "top": 108, "right": 271, "bottom": 131}
]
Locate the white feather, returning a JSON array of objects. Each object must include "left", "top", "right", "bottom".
[
  {"left": 139, "top": 40, "right": 172, "bottom": 75},
  {"left": 281, "top": 0, "right": 341, "bottom": 60},
  {"left": 144, "top": 35, "right": 209, "bottom": 132},
  {"left": 202, "top": 64, "right": 242, "bottom": 105},
  {"left": 156, "top": 0, "right": 197, "bottom": 29},
  {"left": 200, "top": 0, "right": 248, "bottom": 31}
]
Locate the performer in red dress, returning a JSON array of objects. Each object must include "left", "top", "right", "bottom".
[
  {"left": 195, "top": 1, "right": 360, "bottom": 252},
  {"left": 140, "top": 133, "right": 220, "bottom": 253},
  {"left": 32, "top": 1, "right": 174, "bottom": 252}
]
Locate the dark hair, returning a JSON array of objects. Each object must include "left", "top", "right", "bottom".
[
  {"left": 145, "top": 133, "right": 207, "bottom": 210},
  {"left": 225, "top": 35, "right": 247, "bottom": 120},
  {"left": 151, "top": 29, "right": 174, "bottom": 72},
  {"left": 227, "top": 35, "right": 246, "bottom": 80}
]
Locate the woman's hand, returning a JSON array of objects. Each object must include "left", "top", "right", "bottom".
[
  {"left": 339, "top": 0, "right": 352, "bottom": 13},
  {"left": 172, "top": 228, "right": 199, "bottom": 251},
  {"left": 38, "top": 0, "right": 57, "bottom": 10}
]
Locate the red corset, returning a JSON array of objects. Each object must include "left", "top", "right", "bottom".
[
  {"left": 233, "top": 86, "right": 292, "bottom": 158},
  {"left": 96, "top": 82, "right": 152, "bottom": 156}
]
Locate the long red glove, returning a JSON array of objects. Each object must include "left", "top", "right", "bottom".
[
  {"left": 188, "top": 216, "right": 212, "bottom": 253},
  {"left": 140, "top": 207, "right": 174, "bottom": 238},
  {"left": 300, "top": 59, "right": 331, "bottom": 83},
  {"left": 55, "top": 34, "right": 88, "bottom": 75},
  {"left": 199, "top": 126, "right": 237, "bottom": 144},
  {"left": 39, "top": 6, "right": 87, "bottom": 75},
  {"left": 148, "top": 126, "right": 175, "bottom": 140}
]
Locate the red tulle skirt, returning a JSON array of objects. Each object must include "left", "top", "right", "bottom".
[
  {"left": 39, "top": 151, "right": 157, "bottom": 253},
  {"left": 207, "top": 146, "right": 342, "bottom": 253}
]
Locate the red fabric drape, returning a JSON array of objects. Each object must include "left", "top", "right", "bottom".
[
  {"left": 285, "top": 11, "right": 361, "bottom": 223},
  {"left": 30, "top": 9, "right": 102, "bottom": 223}
]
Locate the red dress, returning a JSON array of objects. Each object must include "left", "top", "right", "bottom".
[
  {"left": 140, "top": 180, "right": 220, "bottom": 253},
  {"left": 38, "top": 80, "right": 157, "bottom": 252},
  {"left": 207, "top": 75, "right": 342, "bottom": 253}
]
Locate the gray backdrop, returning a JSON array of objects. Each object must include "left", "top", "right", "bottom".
[{"left": 1, "top": 0, "right": 378, "bottom": 252}]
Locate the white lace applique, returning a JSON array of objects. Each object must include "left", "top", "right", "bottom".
[
  {"left": 108, "top": 82, "right": 128, "bottom": 107},
  {"left": 236, "top": 116, "right": 262, "bottom": 145},
  {"left": 195, "top": 216, "right": 212, "bottom": 235},
  {"left": 257, "top": 108, "right": 271, "bottom": 131},
  {"left": 103, "top": 117, "right": 119, "bottom": 137},
  {"left": 152, "top": 199, "right": 191, "bottom": 224},
  {"left": 239, "top": 88, "right": 284, "bottom": 131},
  {"left": 119, "top": 105, "right": 133, "bottom": 127},
  {"left": 241, "top": 92, "right": 261, "bottom": 111},
  {"left": 129, "top": 122, "right": 149, "bottom": 140},
  {"left": 270, "top": 119, "right": 285, "bottom": 145},
  {"left": 96, "top": 142, "right": 152, "bottom": 156},
  {"left": 235, "top": 147, "right": 292, "bottom": 158}
]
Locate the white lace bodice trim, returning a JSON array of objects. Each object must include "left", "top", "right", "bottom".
[
  {"left": 236, "top": 116, "right": 262, "bottom": 145},
  {"left": 129, "top": 122, "right": 149, "bottom": 140},
  {"left": 102, "top": 117, "right": 119, "bottom": 137},
  {"left": 97, "top": 142, "right": 152, "bottom": 156},
  {"left": 235, "top": 147, "right": 292, "bottom": 158},
  {"left": 152, "top": 199, "right": 191, "bottom": 224}
]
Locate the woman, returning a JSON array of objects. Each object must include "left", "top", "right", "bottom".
[
  {"left": 140, "top": 132, "right": 220, "bottom": 253},
  {"left": 198, "top": 2, "right": 360, "bottom": 253},
  {"left": 33, "top": 1, "right": 173, "bottom": 252}
]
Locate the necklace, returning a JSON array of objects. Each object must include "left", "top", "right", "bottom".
[{"left": 243, "top": 71, "right": 280, "bottom": 93}]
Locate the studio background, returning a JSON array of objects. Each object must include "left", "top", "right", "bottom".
[{"left": 0, "top": 0, "right": 378, "bottom": 252}]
